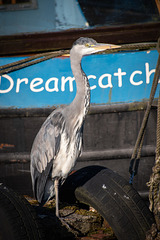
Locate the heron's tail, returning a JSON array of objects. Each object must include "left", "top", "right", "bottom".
[{"left": 40, "top": 178, "right": 55, "bottom": 206}]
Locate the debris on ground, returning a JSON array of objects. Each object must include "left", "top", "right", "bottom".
[{"left": 25, "top": 196, "right": 117, "bottom": 240}]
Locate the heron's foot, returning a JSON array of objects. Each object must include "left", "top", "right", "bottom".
[{"left": 59, "top": 217, "right": 71, "bottom": 230}]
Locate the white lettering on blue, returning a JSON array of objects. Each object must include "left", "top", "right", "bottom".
[
  {"left": 0, "top": 63, "right": 157, "bottom": 94},
  {"left": 0, "top": 74, "right": 14, "bottom": 93},
  {"left": 61, "top": 76, "right": 75, "bottom": 92},
  {"left": 16, "top": 78, "right": 28, "bottom": 93},
  {"left": 30, "top": 78, "right": 44, "bottom": 92},
  {"left": 45, "top": 77, "right": 59, "bottom": 92},
  {"left": 88, "top": 75, "right": 96, "bottom": 90},
  {"left": 145, "top": 63, "right": 155, "bottom": 84},
  {"left": 114, "top": 68, "right": 126, "bottom": 87},
  {"left": 98, "top": 73, "right": 112, "bottom": 88},
  {"left": 130, "top": 71, "right": 143, "bottom": 86}
]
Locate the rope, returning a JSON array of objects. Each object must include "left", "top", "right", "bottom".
[
  {"left": 147, "top": 96, "right": 160, "bottom": 215},
  {"left": 0, "top": 52, "right": 52, "bottom": 70},
  {"left": 146, "top": 96, "right": 160, "bottom": 239},
  {"left": 145, "top": 38, "right": 160, "bottom": 240},
  {"left": 0, "top": 42, "right": 156, "bottom": 76},
  {"left": 129, "top": 38, "right": 160, "bottom": 184},
  {"left": 156, "top": 97, "right": 160, "bottom": 161},
  {"left": 0, "top": 50, "right": 69, "bottom": 76}
]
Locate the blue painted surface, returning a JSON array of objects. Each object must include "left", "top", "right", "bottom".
[
  {"left": 0, "top": 0, "right": 87, "bottom": 36},
  {"left": 55, "top": 0, "right": 88, "bottom": 30},
  {"left": 0, "top": 50, "right": 159, "bottom": 109}
]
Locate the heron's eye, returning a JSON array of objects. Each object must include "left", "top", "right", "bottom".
[{"left": 85, "top": 43, "right": 92, "bottom": 48}]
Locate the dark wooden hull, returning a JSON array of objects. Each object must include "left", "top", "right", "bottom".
[{"left": 0, "top": 102, "right": 157, "bottom": 198}]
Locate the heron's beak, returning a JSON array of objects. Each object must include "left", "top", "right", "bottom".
[
  {"left": 94, "top": 43, "right": 121, "bottom": 52},
  {"left": 62, "top": 54, "right": 70, "bottom": 57}
]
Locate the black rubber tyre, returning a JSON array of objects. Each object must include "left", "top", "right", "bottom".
[
  {"left": 0, "top": 184, "right": 44, "bottom": 240},
  {"left": 60, "top": 165, "right": 154, "bottom": 240}
]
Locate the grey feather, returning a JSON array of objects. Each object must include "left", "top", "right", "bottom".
[{"left": 31, "top": 109, "right": 66, "bottom": 203}]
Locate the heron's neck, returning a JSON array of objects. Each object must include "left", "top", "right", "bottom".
[{"left": 70, "top": 55, "right": 90, "bottom": 118}]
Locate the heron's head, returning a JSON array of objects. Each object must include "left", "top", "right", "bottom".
[{"left": 71, "top": 37, "right": 121, "bottom": 57}]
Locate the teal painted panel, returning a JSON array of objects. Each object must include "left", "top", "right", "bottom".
[{"left": 0, "top": 50, "right": 159, "bottom": 108}]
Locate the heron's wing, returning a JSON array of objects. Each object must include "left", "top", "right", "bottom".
[{"left": 30, "top": 111, "right": 65, "bottom": 204}]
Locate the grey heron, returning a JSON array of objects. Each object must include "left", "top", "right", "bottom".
[{"left": 30, "top": 37, "right": 120, "bottom": 217}]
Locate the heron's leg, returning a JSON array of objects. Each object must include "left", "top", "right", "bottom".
[
  {"left": 54, "top": 178, "right": 75, "bottom": 232},
  {"left": 54, "top": 178, "right": 59, "bottom": 218}
]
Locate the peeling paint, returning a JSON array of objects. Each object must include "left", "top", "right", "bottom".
[
  {"left": 0, "top": 143, "right": 15, "bottom": 150},
  {"left": 108, "top": 88, "right": 112, "bottom": 103}
]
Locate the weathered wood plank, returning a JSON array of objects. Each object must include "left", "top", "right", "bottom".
[{"left": 0, "top": 22, "right": 160, "bottom": 55}]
